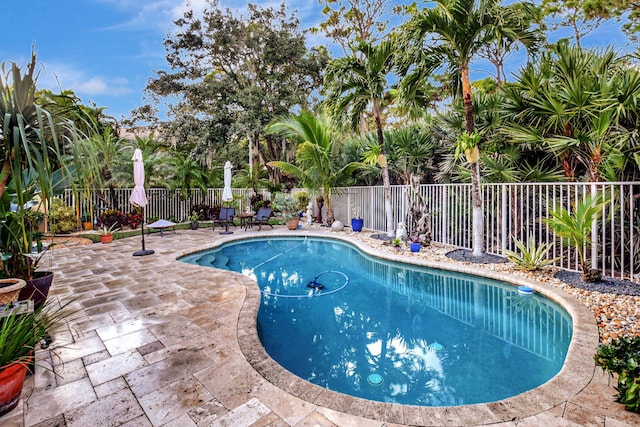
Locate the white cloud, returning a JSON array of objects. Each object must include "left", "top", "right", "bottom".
[{"left": 37, "top": 62, "right": 132, "bottom": 97}]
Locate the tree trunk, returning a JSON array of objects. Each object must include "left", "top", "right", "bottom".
[
  {"left": 470, "top": 161, "right": 485, "bottom": 256},
  {"left": 373, "top": 99, "right": 394, "bottom": 237},
  {"left": 462, "top": 63, "right": 485, "bottom": 257}
]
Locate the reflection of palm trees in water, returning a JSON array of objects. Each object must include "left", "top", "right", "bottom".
[{"left": 318, "top": 292, "right": 457, "bottom": 405}]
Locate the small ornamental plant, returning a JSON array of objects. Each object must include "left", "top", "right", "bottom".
[
  {"left": 99, "top": 223, "right": 120, "bottom": 235},
  {"left": 125, "top": 212, "right": 143, "bottom": 229},
  {"left": 351, "top": 206, "right": 361, "bottom": 219},
  {"left": 594, "top": 336, "right": 640, "bottom": 413},
  {"left": 187, "top": 211, "right": 200, "bottom": 222},
  {"left": 99, "top": 209, "right": 125, "bottom": 228}
]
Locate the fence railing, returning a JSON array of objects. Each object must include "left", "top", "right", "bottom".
[
  {"left": 333, "top": 182, "right": 640, "bottom": 281},
  {"left": 63, "top": 182, "right": 640, "bottom": 280}
]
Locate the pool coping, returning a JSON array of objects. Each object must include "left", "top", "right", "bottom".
[{"left": 179, "top": 230, "right": 599, "bottom": 426}]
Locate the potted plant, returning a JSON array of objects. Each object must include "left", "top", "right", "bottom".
[
  {"left": 285, "top": 213, "right": 300, "bottom": 230},
  {"left": 99, "top": 223, "right": 120, "bottom": 243},
  {"left": 410, "top": 236, "right": 421, "bottom": 253},
  {"left": 272, "top": 193, "right": 300, "bottom": 230},
  {"left": 81, "top": 213, "right": 93, "bottom": 230},
  {"left": 351, "top": 206, "right": 364, "bottom": 232},
  {"left": 0, "top": 54, "right": 89, "bottom": 313},
  {"left": 0, "top": 278, "right": 26, "bottom": 305},
  {"left": 0, "top": 206, "right": 55, "bottom": 311},
  {"left": 187, "top": 211, "right": 200, "bottom": 230},
  {"left": 0, "top": 298, "right": 73, "bottom": 416},
  {"left": 391, "top": 237, "right": 402, "bottom": 251}
]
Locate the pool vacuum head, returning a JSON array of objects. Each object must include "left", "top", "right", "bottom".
[{"left": 307, "top": 280, "right": 324, "bottom": 289}]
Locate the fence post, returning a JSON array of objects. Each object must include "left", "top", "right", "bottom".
[
  {"left": 501, "top": 184, "right": 508, "bottom": 254},
  {"left": 442, "top": 186, "right": 449, "bottom": 245},
  {"left": 591, "top": 183, "right": 599, "bottom": 270}
]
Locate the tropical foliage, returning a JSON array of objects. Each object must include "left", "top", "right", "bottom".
[
  {"left": 403, "top": 0, "right": 540, "bottom": 256},
  {"left": 595, "top": 335, "right": 640, "bottom": 413},
  {"left": 544, "top": 194, "right": 606, "bottom": 281},
  {"left": 0, "top": 53, "right": 95, "bottom": 279},
  {"left": 268, "top": 112, "right": 361, "bottom": 224},
  {"left": 504, "top": 234, "right": 559, "bottom": 271}
]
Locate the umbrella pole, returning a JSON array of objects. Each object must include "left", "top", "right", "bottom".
[{"left": 133, "top": 218, "right": 154, "bottom": 257}]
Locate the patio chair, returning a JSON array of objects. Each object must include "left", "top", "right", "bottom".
[
  {"left": 253, "top": 207, "right": 273, "bottom": 231},
  {"left": 213, "top": 207, "right": 236, "bottom": 234}
]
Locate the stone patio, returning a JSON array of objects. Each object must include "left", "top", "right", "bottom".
[{"left": 2, "top": 225, "right": 639, "bottom": 426}]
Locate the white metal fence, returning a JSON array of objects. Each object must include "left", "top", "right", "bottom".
[
  {"left": 63, "top": 182, "right": 640, "bottom": 280},
  {"left": 333, "top": 182, "right": 640, "bottom": 281}
]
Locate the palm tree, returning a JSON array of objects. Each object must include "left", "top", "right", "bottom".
[
  {"left": 324, "top": 39, "right": 397, "bottom": 237},
  {"left": 267, "top": 112, "right": 361, "bottom": 225},
  {"left": 501, "top": 42, "right": 640, "bottom": 182},
  {"left": 405, "top": 0, "right": 539, "bottom": 256},
  {"left": 0, "top": 53, "right": 90, "bottom": 279},
  {"left": 166, "top": 151, "right": 209, "bottom": 199}
]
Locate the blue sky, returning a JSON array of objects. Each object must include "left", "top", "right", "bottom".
[{"left": 3, "top": 1, "right": 633, "bottom": 123}]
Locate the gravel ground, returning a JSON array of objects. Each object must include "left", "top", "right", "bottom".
[
  {"left": 555, "top": 270, "right": 640, "bottom": 296},
  {"left": 445, "top": 248, "right": 508, "bottom": 264},
  {"left": 351, "top": 231, "right": 640, "bottom": 345}
]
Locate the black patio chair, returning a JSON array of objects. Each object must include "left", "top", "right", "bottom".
[
  {"left": 214, "top": 207, "right": 236, "bottom": 234},
  {"left": 253, "top": 207, "right": 273, "bottom": 231}
]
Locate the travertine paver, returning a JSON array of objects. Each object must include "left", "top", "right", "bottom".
[{"left": 1, "top": 226, "right": 638, "bottom": 426}]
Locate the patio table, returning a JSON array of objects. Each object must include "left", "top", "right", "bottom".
[{"left": 147, "top": 219, "right": 177, "bottom": 237}]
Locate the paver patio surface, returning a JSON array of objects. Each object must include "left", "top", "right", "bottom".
[{"left": 1, "top": 226, "right": 639, "bottom": 426}]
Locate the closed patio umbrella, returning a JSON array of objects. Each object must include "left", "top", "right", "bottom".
[
  {"left": 130, "top": 148, "right": 154, "bottom": 256},
  {"left": 222, "top": 161, "right": 233, "bottom": 203},
  {"left": 220, "top": 161, "right": 234, "bottom": 234}
]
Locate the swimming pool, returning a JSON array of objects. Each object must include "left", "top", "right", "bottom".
[{"left": 180, "top": 236, "right": 572, "bottom": 406}]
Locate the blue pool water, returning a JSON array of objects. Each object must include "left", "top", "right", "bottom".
[{"left": 180, "top": 237, "right": 573, "bottom": 406}]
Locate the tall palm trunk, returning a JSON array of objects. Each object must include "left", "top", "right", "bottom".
[
  {"left": 374, "top": 99, "right": 394, "bottom": 237},
  {"left": 462, "top": 64, "right": 485, "bottom": 256}
]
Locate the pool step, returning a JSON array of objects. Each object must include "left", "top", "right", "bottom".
[
  {"left": 195, "top": 253, "right": 230, "bottom": 269},
  {"left": 212, "top": 254, "right": 230, "bottom": 269},
  {"left": 196, "top": 254, "right": 216, "bottom": 266}
]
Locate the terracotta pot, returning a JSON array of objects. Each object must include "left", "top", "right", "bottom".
[
  {"left": 100, "top": 234, "right": 114, "bottom": 243},
  {"left": 0, "top": 279, "right": 26, "bottom": 305},
  {"left": 0, "top": 363, "right": 28, "bottom": 416},
  {"left": 18, "top": 271, "right": 54, "bottom": 311},
  {"left": 82, "top": 221, "right": 93, "bottom": 230},
  {"left": 286, "top": 217, "right": 300, "bottom": 230}
]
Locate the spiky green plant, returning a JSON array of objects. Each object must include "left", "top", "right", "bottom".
[
  {"left": 504, "top": 234, "right": 559, "bottom": 271},
  {"left": 0, "top": 298, "right": 74, "bottom": 367},
  {"left": 544, "top": 193, "right": 606, "bottom": 281}
]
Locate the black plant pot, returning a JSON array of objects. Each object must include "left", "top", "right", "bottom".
[{"left": 18, "top": 271, "right": 54, "bottom": 311}]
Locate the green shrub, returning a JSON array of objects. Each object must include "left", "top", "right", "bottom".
[
  {"left": 594, "top": 336, "right": 640, "bottom": 412},
  {"left": 293, "top": 191, "right": 310, "bottom": 211},
  {"left": 272, "top": 193, "right": 296, "bottom": 214},
  {"left": 99, "top": 209, "right": 125, "bottom": 228},
  {"left": 504, "top": 234, "right": 559, "bottom": 271},
  {"left": 48, "top": 198, "right": 77, "bottom": 234}
]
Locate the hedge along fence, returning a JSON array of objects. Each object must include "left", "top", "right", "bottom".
[{"left": 62, "top": 182, "right": 640, "bottom": 281}]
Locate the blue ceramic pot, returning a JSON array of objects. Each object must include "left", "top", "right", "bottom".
[
  {"left": 410, "top": 242, "right": 421, "bottom": 252},
  {"left": 351, "top": 218, "right": 364, "bottom": 232}
]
